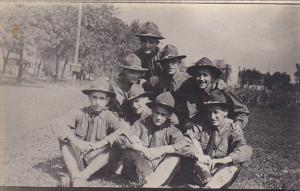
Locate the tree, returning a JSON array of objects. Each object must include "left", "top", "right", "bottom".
[{"left": 295, "top": 63, "right": 300, "bottom": 84}]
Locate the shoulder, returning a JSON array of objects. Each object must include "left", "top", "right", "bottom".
[{"left": 101, "top": 109, "right": 119, "bottom": 119}]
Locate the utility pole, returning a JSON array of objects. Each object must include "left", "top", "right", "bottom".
[{"left": 72, "top": 3, "right": 82, "bottom": 83}]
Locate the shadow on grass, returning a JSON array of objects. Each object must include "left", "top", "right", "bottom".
[{"left": 33, "top": 156, "right": 67, "bottom": 181}]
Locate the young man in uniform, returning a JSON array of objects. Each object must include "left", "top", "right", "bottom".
[
  {"left": 122, "top": 84, "right": 152, "bottom": 125},
  {"left": 183, "top": 90, "right": 253, "bottom": 188},
  {"left": 111, "top": 54, "right": 148, "bottom": 116},
  {"left": 177, "top": 57, "right": 250, "bottom": 132},
  {"left": 52, "top": 78, "right": 130, "bottom": 187},
  {"left": 117, "top": 92, "right": 188, "bottom": 187},
  {"left": 134, "top": 22, "right": 165, "bottom": 87}
]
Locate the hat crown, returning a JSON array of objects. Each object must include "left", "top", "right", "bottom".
[
  {"left": 128, "top": 84, "right": 146, "bottom": 99},
  {"left": 140, "top": 22, "right": 162, "bottom": 37},
  {"left": 155, "top": 91, "right": 175, "bottom": 108},
  {"left": 161, "top": 44, "right": 179, "bottom": 58},
  {"left": 195, "top": 57, "right": 214, "bottom": 67},
  {"left": 122, "top": 53, "right": 143, "bottom": 69},
  {"left": 87, "top": 78, "right": 114, "bottom": 94},
  {"left": 205, "top": 90, "right": 227, "bottom": 104}
]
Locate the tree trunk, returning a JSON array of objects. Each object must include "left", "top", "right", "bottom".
[
  {"left": 55, "top": 48, "right": 59, "bottom": 82},
  {"left": 60, "top": 57, "right": 68, "bottom": 80},
  {"left": 17, "top": 48, "right": 24, "bottom": 83},
  {"left": 2, "top": 48, "right": 10, "bottom": 73},
  {"left": 36, "top": 56, "right": 43, "bottom": 76}
]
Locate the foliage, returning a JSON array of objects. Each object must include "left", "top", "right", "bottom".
[{"left": 0, "top": 3, "right": 141, "bottom": 81}]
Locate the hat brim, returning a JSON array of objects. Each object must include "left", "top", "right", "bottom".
[
  {"left": 119, "top": 65, "right": 149, "bottom": 71},
  {"left": 156, "top": 55, "right": 187, "bottom": 63},
  {"left": 203, "top": 102, "right": 229, "bottom": 110},
  {"left": 126, "top": 92, "right": 153, "bottom": 102},
  {"left": 187, "top": 65, "right": 222, "bottom": 78},
  {"left": 82, "top": 89, "right": 116, "bottom": 97},
  {"left": 146, "top": 101, "right": 179, "bottom": 116},
  {"left": 134, "top": 33, "right": 165, "bottom": 40}
]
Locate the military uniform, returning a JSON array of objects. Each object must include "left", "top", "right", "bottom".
[
  {"left": 53, "top": 106, "right": 129, "bottom": 169},
  {"left": 180, "top": 90, "right": 252, "bottom": 188},
  {"left": 117, "top": 92, "right": 188, "bottom": 187},
  {"left": 176, "top": 57, "right": 250, "bottom": 128},
  {"left": 134, "top": 22, "right": 165, "bottom": 81}
]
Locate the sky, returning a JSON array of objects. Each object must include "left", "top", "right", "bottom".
[{"left": 116, "top": 3, "right": 300, "bottom": 84}]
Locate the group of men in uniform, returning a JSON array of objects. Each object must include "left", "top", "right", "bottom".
[{"left": 52, "top": 22, "right": 252, "bottom": 188}]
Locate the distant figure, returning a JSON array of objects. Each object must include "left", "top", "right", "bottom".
[
  {"left": 52, "top": 78, "right": 130, "bottom": 187},
  {"left": 183, "top": 90, "right": 252, "bottom": 188}
]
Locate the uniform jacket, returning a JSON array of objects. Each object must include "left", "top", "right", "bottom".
[
  {"left": 183, "top": 118, "right": 252, "bottom": 164},
  {"left": 52, "top": 106, "right": 130, "bottom": 146},
  {"left": 144, "top": 71, "right": 190, "bottom": 96}
]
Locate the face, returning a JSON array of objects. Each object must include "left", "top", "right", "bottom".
[
  {"left": 139, "top": 37, "right": 159, "bottom": 56},
  {"left": 163, "top": 59, "right": 180, "bottom": 75},
  {"left": 195, "top": 68, "right": 213, "bottom": 90},
  {"left": 88, "top": 91, "right": 110, "bottom": 112},
  {"left": 206, "top": 105, "right": 228, "bottom": 127},
  {"left": 152, "top": 105, "right": 171, "bottom": 126},
  {"left": 131, "top": 96, "right": 149, "bottom": 115},
  {"left": 123, "top": 69, "right": 144, "bottom": 84}
]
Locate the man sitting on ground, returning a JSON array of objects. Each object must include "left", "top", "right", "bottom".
[{"left": 52, "top": 78, "right": 130, "bottom": 187}]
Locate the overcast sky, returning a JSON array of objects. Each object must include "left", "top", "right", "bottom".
[{"left": 117, "top": 3, "right": 300, "bottom": 84}]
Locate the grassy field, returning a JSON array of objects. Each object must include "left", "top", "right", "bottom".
[{"left": 0, "top": 82, "right": 299, "bottom": 188}]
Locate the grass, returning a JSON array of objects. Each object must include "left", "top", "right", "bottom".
[{"left": 0, "top": 82, "right": 299, "bottom": 188}]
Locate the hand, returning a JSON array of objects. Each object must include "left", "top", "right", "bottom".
[
  {"left": 69, "top": 136, "right": 93, "bottom": 154},
  {"left": 149, "top": 76, "right": 159, "bottom": 87},
  {"left": 232, "top": 122, "right": 243, "bottom": 134},
  {"left": 142, "top": 147, "right": 164, "bottom": 160},
  {"left": 210, "top": 156, "right": 232, "bottom": 169},
  {"left": 213, "top": 79, "right": 226, "bottom": 90},
  {"left": 196, "top": 154, "right": 211, "bottom": 165}
]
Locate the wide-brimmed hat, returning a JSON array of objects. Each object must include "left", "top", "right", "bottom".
[
  {"left": 146, "top": 91, "right": 179, "bottom": 115},
  {"left": 156, "top": 44, "right": 186, "bottom": 63},
  {"left": 134, "top": 22, "right": 165, "bottom": 40},
  {"left": 126, "top": 84, "right": 152, "bottom": 102},
  {"left": 187, "top": 57, "right": 223, "bottom": 78},
  {"left": 82, "top": 78, "right": 116, "bottom": 97},
  {"left": 119, "top": 54, "right": 148, "bottom": 71},
  {"left": 203, "top": 90, "right": 229, "bottom": 109}
]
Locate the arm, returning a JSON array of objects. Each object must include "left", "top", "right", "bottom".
[
  {"left": 104, "top": 112, "right": 132, "bottom": 146},
  {"left": 223, "top": 91, "right": 250, "bottom": 129},
  {"left": 228, "top": 131, "right": 253, "bottom": 164},
  {"left": 51, "top": 109, "right": 80, "bottom": 141}
]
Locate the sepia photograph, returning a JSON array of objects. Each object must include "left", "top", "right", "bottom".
[{"left": 0, "top": 1, "right": 299, "bottom": 189}]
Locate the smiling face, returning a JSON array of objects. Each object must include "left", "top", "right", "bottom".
[
  {"left": 123, "top": 69, "right": 145, "bottom": 84},
  {"left": 88, "top": 91, "right": 110, "bottom": 112},
  {"left": 152, "top": 105, "right": 171, "bottom": 127},
  {"left": 131, "top": 96, "right": 149, "bottom": 115},
  {"left": 139, "top": 37, "right": 160, "bottom": 56},
  {"left": 163, "top": 59, "right": 180, "bottom": 75},
  {"left": 195, "top": 68, "right": 214, "bottom": 90},
  {"left": 206, "top": 105, "right": 228, "bottom": 127}
]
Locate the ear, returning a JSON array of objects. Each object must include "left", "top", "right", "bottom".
[{"left": 105, "top": 96, "right": 110, "bottom": 105}]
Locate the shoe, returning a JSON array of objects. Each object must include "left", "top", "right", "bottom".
[
  {"left": 60, "top": 176, "right": 71, "bottom": 187},
  {"left": 71, "top": 177, "right": 87, "bottom": 187}
]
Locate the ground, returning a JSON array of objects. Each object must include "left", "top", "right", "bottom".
[{"left": 0, "top": 77, "right": 299, "bottom": 188}]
